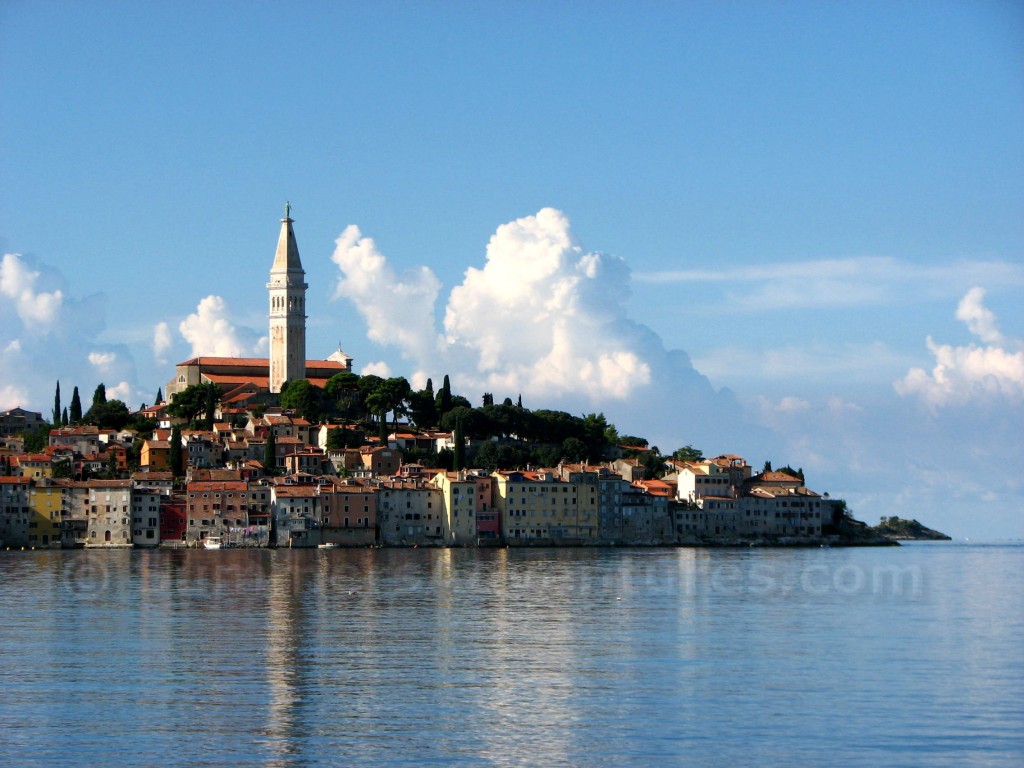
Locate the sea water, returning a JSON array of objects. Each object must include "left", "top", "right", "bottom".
[{"left": 1, "top": 543, "right": 1021, "bottom": 767}]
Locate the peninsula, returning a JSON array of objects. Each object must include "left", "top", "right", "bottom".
[{"left": 0, "top": 208, "right": 914, "bottom": 551}]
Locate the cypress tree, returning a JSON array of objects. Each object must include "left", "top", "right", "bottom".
[
  {"left": 69, "top": 387, "right": 82, "bottom": 423},
  {"left": 52, "top": 381, "right": 61, "bottom": 426},
  {"left": 169, "top": 425, "right": 183, "bottom": 477},
  {"left": 92, "top": 383, "right": 106, "bottom": 408},
  {"left": 437, "top": 374, "right": 452, "bottom": 416},
  {"left": 203, "top": 384, "right": 217, "bottom": 427},
  {"left": 61, "top": 407, "right": 69, "bottom": 426},
  {"left": 155, "top": 386, "right": 163, "bottom": 404}
]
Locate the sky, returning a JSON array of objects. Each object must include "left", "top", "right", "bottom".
[{"left": 1, "top": 1, "right": 1022, "bottom": 539}]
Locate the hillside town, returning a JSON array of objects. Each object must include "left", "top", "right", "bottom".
[
  {"left": 1, "top": 402, "right": 844, "bottom": 550},
  {"left": 0, "top": 206, "right": 848, "bottom": 550}
]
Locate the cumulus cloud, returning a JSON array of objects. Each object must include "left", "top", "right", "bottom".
[
  {"left": 895, "top": 287, "right": 1024, "bottom": 409},
  {"left": 331, "top": 226, "right": 442, "bottom": 356},
  {"left": 0, "top": 252, "right": 141, "bottom": 411},
  {"left": 152, "top": 321, "right": 173, "bottom": 363},
  {"left": 360, "top": 361, "right": 392, "bottom": 378},
  {"left": 0, "top": 253, "right": 64, "bottom": 328},
  {"left": 179, "top": 295, "right": 263, "bottom": 358},
  {"left": 331, "top": 207, "right": 744, "bottom": 452},
  {"left": 106, "top": 381, "right": 136, "bottom": 403}
]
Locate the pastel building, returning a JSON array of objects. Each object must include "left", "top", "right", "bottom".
[{"left": 492, "top": 469, "right": 598, "bottom": 545}]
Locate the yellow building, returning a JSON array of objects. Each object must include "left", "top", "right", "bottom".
[
  {"left": 16, "top": 454, "right": 53, "bottom": 480},
  {"left": 492, "top": 469, "right": 598, "bottom": 545},
  {"left": 431, "top": 471, "right": 479, "bottom": 546},
  {"left": 28, "top": 480, "right": 63, "bottom": 548}
]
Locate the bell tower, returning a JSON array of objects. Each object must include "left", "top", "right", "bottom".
[{"left": 267, "top": 202, "right": 307, "bottom": 393}]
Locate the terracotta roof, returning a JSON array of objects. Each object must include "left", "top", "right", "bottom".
[
  {"left": 756, "top": 471, "right": 802, "bottom": 483},
  {"left": 188, "top": 481, "right": 248, "bottom": 491}
]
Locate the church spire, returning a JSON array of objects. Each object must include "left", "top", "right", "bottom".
[
  {"left": 272, "top": 201, "right": 303, "bottom": 272},
  {"left": 268, "top": 202, "right": 308, "bottom": 394}
]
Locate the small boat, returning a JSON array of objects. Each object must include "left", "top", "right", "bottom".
[
  {"left": 203, "top": 536, "right": 223, "bottom": 550},
  {"left": 318, "top": 542, "right": 339, "bottom": 549}
]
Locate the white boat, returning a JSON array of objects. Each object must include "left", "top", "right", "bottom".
[
  {"left": 318, "top": 542, "right": 339, "bottom": 549},
  {"left": 203, "top": 536, "right": 222, "bottom": 550}
]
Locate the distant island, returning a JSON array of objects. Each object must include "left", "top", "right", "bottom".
[{"left": 872, "top": 516, "right": 952, "bottom": 541}]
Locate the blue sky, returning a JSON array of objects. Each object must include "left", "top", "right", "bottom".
[{"left": 2, "top": 1, "right": 1022, "bottom": 538}]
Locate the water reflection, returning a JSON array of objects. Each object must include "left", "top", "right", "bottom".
[{"left": 0, "top": 545, "right": 1022, "bottom": 767}]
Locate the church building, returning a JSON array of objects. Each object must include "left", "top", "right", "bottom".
[{"left": 166, "top": 204, "right": 352, "bottom": 400}]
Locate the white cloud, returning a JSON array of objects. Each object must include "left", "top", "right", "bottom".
[
  {"left": 956, "top": 286, "right": 1004, "bottom": 345},
  {"left": 895, "top": 287, "right": 1024, "bottom": 409},
  {"left": 0, "top": 252, "right": 142, "bottom": 412},
  {"left": 0, "top": 253, "right": 64, "bottom": 328},
  {"left": 179, "top": 295, "right": 262, "bottom": 358},
  {"left": 106, "top": 381, "right": 135, "bottom": 403},
  {"left": 330, "top": 207, "right": 741, "bottom": 451},
  {"left": 331, "top": 225, "right": 442, "bottom": 357},
  {"left": 441, "top": 208, "right": 652, "bottom": 400},
  {"left": 88, "top": 351, "right": 118, "bottom": 371},
  {"left": 360, "top": 361, "right": 392, "bottom": 378},
  {"left": 152, "top": 322, "right": 173, "bottom": 363},
  {"left": 637, "top": 256, "right": 1024, "bottom": 313},
  {"left": 0, "top": 383, "right": 29, "bottom": 411}
]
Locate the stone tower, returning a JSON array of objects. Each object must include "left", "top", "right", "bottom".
[{"left": 267, "top": 202, "right": 307, "bottom": 394}]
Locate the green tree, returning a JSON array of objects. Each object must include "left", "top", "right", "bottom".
[
  {"left": 324, "top": 371, "right": 362, "bottom": 419},
  {"left": 167, "top": 383, "right": 220, "bottom": 424},
  {"left": 84, "top": 399, "right": 131, "bottom": 430},
  {"left": 325, "top": 427, "right": 348, "bottom": 450},
  {"left": 436, "top": 374, "right": 453, "bottom": 417},
  {"left": 672, "top": 445, "right": 704, "bottom": 463},
  {"left": 762, "top": 460, "right": 773, "bottom": 474},
  {"left": 203, "top": 384, "right": 218, "bottom": 425},
  {"left": 52, "top": 458, "right": 74, "bottom": 479},
  {"left": 61, "top": 407, "right": 68, "bottom": 426},
  {"left": 280, "top": 379, "right": 324, "bottom": 422},
  {"left": 91, "top": 383, "right": 107, "bottom": 408},
  {"left": 127, "top": 415, "right": 158, "bottom": 437},
  {"left": 155, "top": 386, "right": 163, "bottom": 404},
  {"left": 69, "top": 386, "right": 82, "bottom": 423},
  {"left": 364, "top": 377, "right": 411, "bottom": 427},
  {"left": 619, "top": 436, "right": 649, "bottom": 449},
  {"left": 580, "top": 413, "right": 612, "bottom": 463},
  {"left": 561, "top": 437, "right": 588, "bottom": 463},
  {"left": 407, "top": 387, "right": 438, "bottom": 428},
  {"left": 639, "top": 447, "right": 665, "bottom": 479},
  {"left": 471, "top": 441, "right": 498, "bottom": 471},
  {"left": 52, "top": 381, "right": 61, "bottom": 426},
  {"left": 22, "top": 425, "right": 48, "bottom": 453},
  {"left": 169, "top": 425, "right": 183, "bottom": 477}
]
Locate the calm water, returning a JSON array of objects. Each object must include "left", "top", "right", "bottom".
[{"left": 1, "top": 544, "right": 1021, "bottom": 767}]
